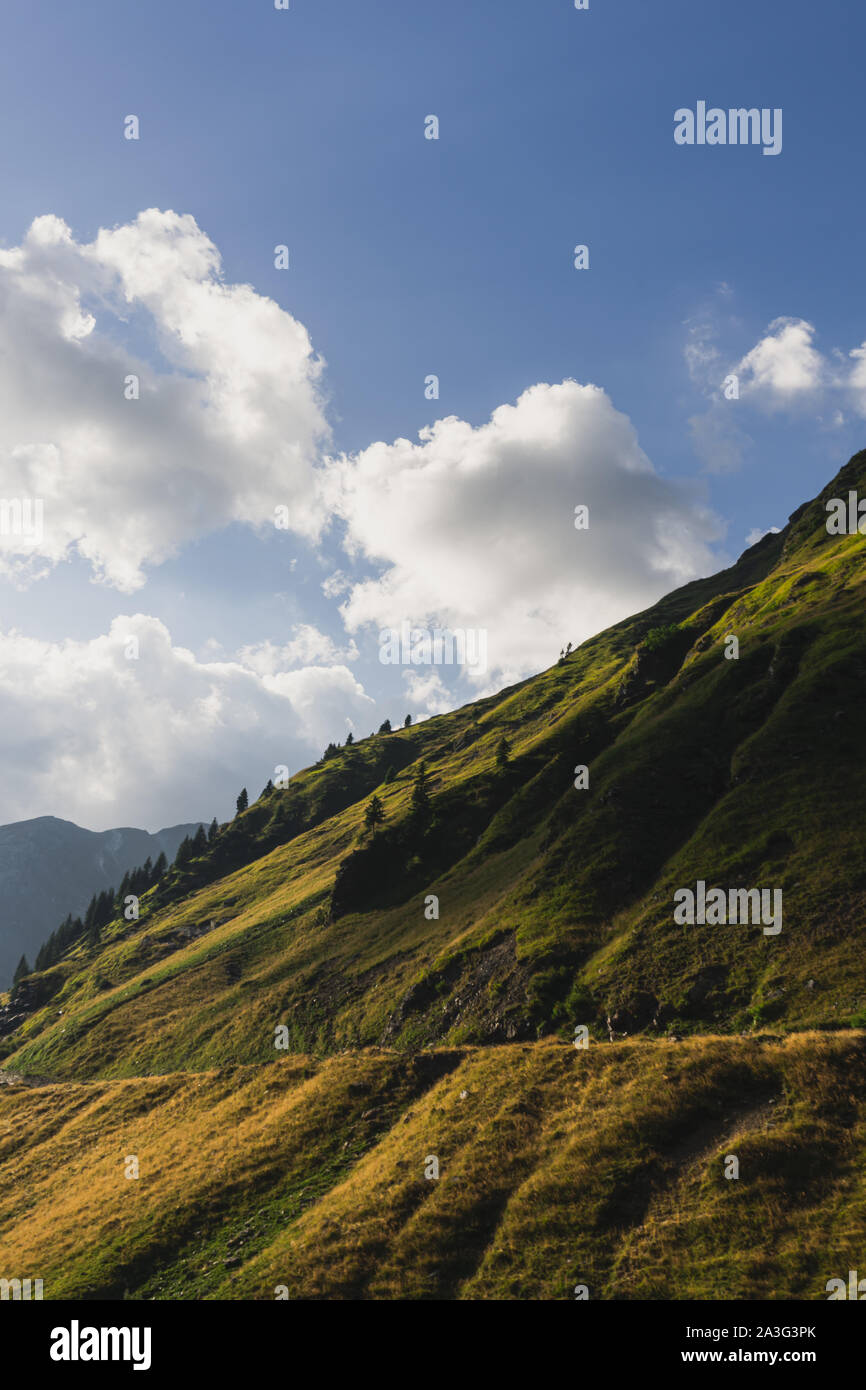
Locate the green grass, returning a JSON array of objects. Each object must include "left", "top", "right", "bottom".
[{"left": 1, "top": 450, "right": 866, "bottom": 1298}]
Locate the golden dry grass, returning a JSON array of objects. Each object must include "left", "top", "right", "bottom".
[{"left": 1, "top": 1033, "right": 863, "bottom": 1300}]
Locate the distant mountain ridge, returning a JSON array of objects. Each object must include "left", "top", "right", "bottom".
[{"left": 0, "top": 816, "right": 203, "bottom": 988}]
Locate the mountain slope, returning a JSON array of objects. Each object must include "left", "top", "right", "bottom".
[
  {"left": 3, "top": 452, "right": 864, "bottom": 1077},
  {"left": 1, "top": 451, "right": 865, "bottom": 1301},
  {"left": 1, "top": 1033, "right": 863, "bottom": 1300},
  {"left": 0, "top": 817, "right": 204, "bottom": 989}
]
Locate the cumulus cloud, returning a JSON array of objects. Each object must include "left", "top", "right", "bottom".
[
  {"left": 402, "top": 669, "right": 453, "bottom": 716},
  {"left": 736, "top": 317, "right": 825, "bottom": 405},
  {"left": 0, "top": 615, "right": 373, "bottom": 828},
  {"left": 0, "top": 215, "right": 760, "bottom": 825},
  {"left": 0, "top": 209, "right": 329, "bottom": 590},
  {"left": 238, "top": 625, "right": 359, "bottom": 673},
  {"left": 694, "top": 313, "right": 866, "bottom": 424},
  {"left": 683, "top": 310, "right": 866, "bottom": 469},
  {"left": 331, "top": 381, "right": 723, "bottom": 687}
]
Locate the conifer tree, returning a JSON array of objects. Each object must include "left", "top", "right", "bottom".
[
  {"left": 363, "top": 795, "right": 386, "bottom": 831},
  {"left": 236, "top": 787, "right": 249, "bottom": 815},
  {"left": 175, "top": 834, "right": 193, "bottom": 868},
  {"left": 410, "top": 761, "right": 432, "bottom": 825},
  {"left": 13, "top": 954, "right": 31, "bottom": 984}
]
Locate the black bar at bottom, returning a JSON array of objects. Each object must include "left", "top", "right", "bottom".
[{"left": 4, "top": 1296, "right": 859, "bottom": 1377}]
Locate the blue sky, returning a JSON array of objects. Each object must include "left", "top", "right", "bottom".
[{"left": 0, "top": 0, "right": 862, "bottom": 829}]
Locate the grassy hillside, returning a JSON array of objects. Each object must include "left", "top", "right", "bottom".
[
  {"left": 1, "top": 1034, "right": 863, "bottom": 1300},
  {"left": 1, "top": 451, "right": 865, "bottom": 1299}
]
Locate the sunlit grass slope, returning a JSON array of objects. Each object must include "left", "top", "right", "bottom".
[{"left": 1, "top": 1035, "right": 863, "bottom": 1300}]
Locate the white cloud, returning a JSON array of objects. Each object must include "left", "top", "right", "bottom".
[
  {"left": 746, "top": 525, "right": 781, "bottom": 546},
  {"left": 402, "top": 669, "right": 453, "bottom": 716},
  {"left": 736, "top": 317, "right": 825, "bottom": 405},
  {"left": 321, "top": 570, "right": 352, "bottom": 599},
  {"left": 0, "top": 615, "right": 373, "bottom": 828},
  {"left": 238, "top": 625, "right": 358, "bottom": 673},
  {"left": 0, "top": 210, "right": 329, "bottom": 591},
  {"left": 684, "top": 309, "right": 866, "bottom": 467},
  {"left": 331, "top": 381, "right": 723, "bottom": 687},
  {"left": 690, "top": 312, "right": 866, "bottom": 428}
]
